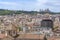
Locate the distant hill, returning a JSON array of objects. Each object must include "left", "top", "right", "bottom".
[{"left": 0, "top": 9, "right": 60, "bottom": 15}]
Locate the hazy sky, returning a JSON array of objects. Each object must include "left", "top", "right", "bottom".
[{"left": 0, "top": 0, "right": 60, "bottom": 12}]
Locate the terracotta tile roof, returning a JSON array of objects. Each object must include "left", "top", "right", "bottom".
[
  {"left": 18, "top": 34, "right": 44, "bottom": 39},
  {"left": 0, "top": 34, "right": 6, "bottom": 38},
  {"left": 47, "top": 36, "right": 60, "bottom": 40}
]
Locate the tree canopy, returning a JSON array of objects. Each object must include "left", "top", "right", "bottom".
[{"left": 0, "top": 9, "right": 60, "bottom": 15}]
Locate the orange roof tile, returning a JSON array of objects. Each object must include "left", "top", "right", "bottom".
[{"left": 0, "top": 34, "right": 6, "bottom": 38}]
